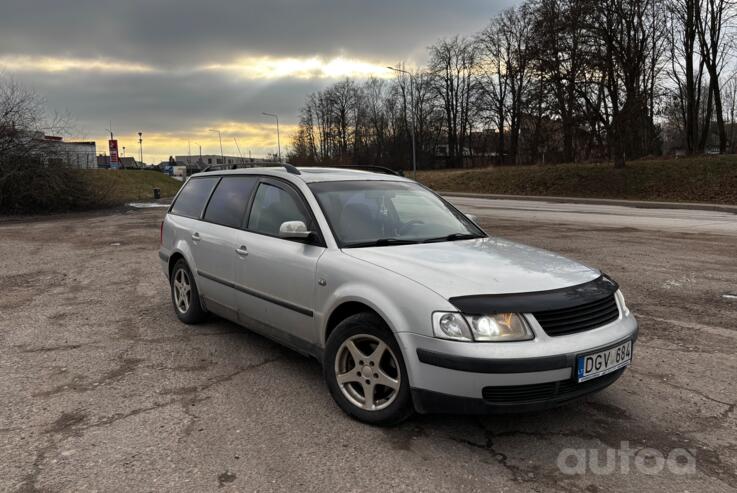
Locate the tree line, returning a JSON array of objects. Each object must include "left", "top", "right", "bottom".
[{"left": 289, "top": 0, "right": 737, "bottom": 169}]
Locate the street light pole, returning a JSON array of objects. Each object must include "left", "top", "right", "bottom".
[
  {"left": 262, "top": 112, "right": 281, "bottom": 162},
  {"left": 137, "top": 132, "right": 143, "bottom": 165},
  {"left": 233, "top": 137, "right": 244, "bottom": 164},
  {"left": 388, "top": 65, "right": 416, "bottom": 179},
  {"left": 209, "top": 129, "right": 224, "bottom": 165}
]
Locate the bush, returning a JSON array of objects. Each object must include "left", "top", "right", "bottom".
[
  {"left": 0, "top": 158, "right": 182, "bottom": 214},
  {"left": 0, "top": 157, "right": 97, "bottom": 213}
]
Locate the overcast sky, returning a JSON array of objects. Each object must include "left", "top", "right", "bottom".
[{"left": 0, "top": 0, "right": 517, "bottom": 163}]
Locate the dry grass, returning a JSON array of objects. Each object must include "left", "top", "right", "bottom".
[
  {"left": 417, "top": 156, "right": 737, "bottom": 204},
  {"left": 0, "top": 165, "right": 182, "bottom": 214},
  {"left": 79, "top": 169, "right": 182, "bottom": 206}
]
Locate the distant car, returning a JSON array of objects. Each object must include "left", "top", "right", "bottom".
[{"left": 159, "top": 165, "right": 638, "bottom": 425}]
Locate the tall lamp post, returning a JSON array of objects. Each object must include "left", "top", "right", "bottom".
[
  {"left": 209, "top": 129, "right": 224, "bottom": 165},
  {"left": 194, "top": 143, "right": 202, "bottom": 167},
  {"left": 137, "top": 132, "right": 143, "bottom": 165},
  {"left": 388, "top": 65, "right": 416, "bottom": 179},
  {"left": 261, "top": 112, "right": 281, "bottom": 162}
]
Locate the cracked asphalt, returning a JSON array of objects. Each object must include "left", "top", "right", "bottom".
[{"left": 1, "top": 205, "right": 735, "bottom": 492}]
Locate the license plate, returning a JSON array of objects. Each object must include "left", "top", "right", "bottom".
[{"left": 577, "top": 340, "right": 632, "bottom": 382}]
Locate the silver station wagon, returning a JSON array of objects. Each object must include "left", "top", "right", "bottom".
[{"left": 159, "top": 164, "right": 638, "bottom": 425}]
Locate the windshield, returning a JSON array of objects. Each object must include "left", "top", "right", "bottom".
[{"left": 309, "top": 180, "right": 484, "bottom": 247}]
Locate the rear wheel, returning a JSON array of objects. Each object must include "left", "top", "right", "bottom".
[
  {"left": 324, "top": 313, "right": 413, "bottom": 425},
  {"left": 170, "top": 259, "right": 207, "bottom": 324}
]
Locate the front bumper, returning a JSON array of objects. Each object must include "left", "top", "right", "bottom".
[
  {"left": 411, "top": 367, "right": 626, "bottom": 414},
  {"left": 397, "top": 313, "right": 638, "bottom": 414}
]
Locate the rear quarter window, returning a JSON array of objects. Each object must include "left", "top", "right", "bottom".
[{"left": 170, "top": 177, "right": 219, "bottom": 219}]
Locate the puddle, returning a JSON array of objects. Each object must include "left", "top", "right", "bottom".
[
  {"left": 127, "top": 202, "right": 169, "bottom": 208},
  {"left": 722, "top": 293, "right": 737, "bottom": 300}
]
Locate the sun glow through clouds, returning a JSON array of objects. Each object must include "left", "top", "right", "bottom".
[
  {"left": 0, "top": 55, "right": 155, "bottom": 73},
  {"left": 203, "top": 55, "right": 393, "bottom": 79}
]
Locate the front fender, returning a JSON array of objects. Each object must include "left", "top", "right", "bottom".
[{"left": 316, "top": 250, "right": 455, "bottom": 345}]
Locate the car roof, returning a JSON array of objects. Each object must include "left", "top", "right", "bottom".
[{"left": 196, "top": 166, "right": 412, "bottom": 184}]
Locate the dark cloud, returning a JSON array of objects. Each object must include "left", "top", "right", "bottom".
[
  {"left": 13, "top": 69, "right": 327, "bottom": 134},
  {"left": 1, "top": 0, "right": 518, "bottom": 160},
  {"left": 0, "top": 0, "right": 516, "bottom": 65}
]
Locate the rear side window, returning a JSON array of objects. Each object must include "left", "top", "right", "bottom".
[
  {"left": 247, "top": 183, "right": 309, "bottom": 236},
  {"left": 170, "top": 177, "right": 218, "bottom": 219},
  {"left": 203, "top": 176, "right": 257, "bottom": 228}
]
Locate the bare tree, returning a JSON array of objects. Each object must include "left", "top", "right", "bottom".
[
  {"left": 590, "top": 0, "right": 662, "bottom": 167},
  {"left": 478, "top": 18, "right": 511, "bottom": 164},
  {"left": 290, "top": 0, "right": 685, "bottom": 168},
  {"left": 428, "top": 36, "right": 479, "bottom": 168},
  {"left": 695, "top": 0, "right": 736, "bottom": 152},
  {"left": 667, "top": 0, "right": 708, "bottom": 153}
]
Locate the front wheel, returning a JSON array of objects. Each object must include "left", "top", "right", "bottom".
[{"left": 324, "top": 313, "right": 413, "bottom": 425}]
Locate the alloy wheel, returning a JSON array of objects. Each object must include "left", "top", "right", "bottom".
[
  {"left": 334, "top": 334, "right": 401, "bottom": 411},
  {"left": 173, "top": 268, "right": 191, "bottom": 314}
]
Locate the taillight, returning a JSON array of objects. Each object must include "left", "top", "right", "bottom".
[{"left": 160, "top": 221, "right": 164, "bottom": 246}]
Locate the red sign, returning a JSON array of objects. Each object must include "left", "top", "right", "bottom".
[{"left": 109, "top": 139, "right": 119, "bottom": 163}]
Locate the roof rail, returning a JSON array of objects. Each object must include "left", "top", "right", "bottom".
[
  {"left": 200, "top": 161, "right": 301, "bottom": 175},
  {"left": 323, "top": 165, "right": 404, "bottom": 177}
]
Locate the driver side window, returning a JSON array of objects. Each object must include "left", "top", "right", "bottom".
[{"left": 247, "top": 183, "right": 310, "bottom": 237}]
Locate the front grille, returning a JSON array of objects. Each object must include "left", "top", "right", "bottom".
[
  {"left": 482, "top": 369, "right": 624, "bottom": 404},
  {"left": 532, "top": 294, "right": 619, "bottom": 337}
]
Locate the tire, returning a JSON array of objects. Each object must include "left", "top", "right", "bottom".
[
  {"left": 170, "top": 259, "right": 207, "bottom": 324},
  {"left": 324, "top": 312, "right": 413, "bottom": 425}
]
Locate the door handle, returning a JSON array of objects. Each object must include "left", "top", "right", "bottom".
[
  {"left": 191, "top": 232, "right": 201, "bottom": 241},
  {"left": 235, "top": 246, "right": 248, "bottom": 256}
]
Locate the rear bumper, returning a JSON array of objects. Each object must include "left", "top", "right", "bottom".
[{"left": 411, "top": 367, "right": 626, "bottom": 414}]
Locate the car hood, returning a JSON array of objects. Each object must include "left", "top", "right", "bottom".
[{"left": 343, "top": 237, "right": 600, "bottom": 299}]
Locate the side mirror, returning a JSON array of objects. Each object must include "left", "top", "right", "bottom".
[
  {"left": 465, "top": 213, "right": 478, "bottom": 223},
  {"left": 279, "top": 220, "right": 313, "bottom": 240}
]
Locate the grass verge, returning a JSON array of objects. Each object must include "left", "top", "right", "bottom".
[
  {"left": 416, "top": 156, "right": 737, "bottom": 204},
  {"left": 0, "top": 165, "right": 182, "bottom": 214},
  {"left": 79, "top": 169, "right": 182, "bottom": 206}
]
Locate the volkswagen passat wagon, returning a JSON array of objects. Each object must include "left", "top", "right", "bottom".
[{"left": 159, "top": 164, "right": 637, "bottom": 425}]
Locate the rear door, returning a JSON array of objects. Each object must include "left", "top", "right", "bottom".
[
  {"left": 195, "top": 175, "right": 258, "bottom": 318},
  {"left": 233, "top": 178, "right": 326, "bottom": 352}
]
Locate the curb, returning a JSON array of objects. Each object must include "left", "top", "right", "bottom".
[{"left": 440, "top": 192, "right": 737, "bottom": 214}]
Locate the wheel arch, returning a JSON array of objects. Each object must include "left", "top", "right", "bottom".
[
  {"left": 323, "top": 301, "right": 387, "bottom": 346},
  {"left": 168, "top": 251, "right": 186, "bottom": 279}
]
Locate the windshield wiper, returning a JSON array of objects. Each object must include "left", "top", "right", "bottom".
[
  {"left": 343, "top": 238, "right": 420, "bottom": 248},
  {"left": 422, "top": 233, "right": 481, "bottom": 243}
]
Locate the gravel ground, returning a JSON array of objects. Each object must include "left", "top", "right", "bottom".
[{"left": 0, "top": 207, "right": 735, "bottom": 492}]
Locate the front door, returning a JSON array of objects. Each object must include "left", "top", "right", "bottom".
[{"left": 233, "top": 179, "right": 325, "bottom": 353}]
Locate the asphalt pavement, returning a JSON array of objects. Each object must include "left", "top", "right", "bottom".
[
  {"left": 0, "top": 201, "right": 735, "bottom": 492},
  {"left": 446, "top": 195, "right": 737, "bottom": 236}
]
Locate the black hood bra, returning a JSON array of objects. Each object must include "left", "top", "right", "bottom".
[{"left": 449, "top": 275, "right": 619, "bottom": 314}]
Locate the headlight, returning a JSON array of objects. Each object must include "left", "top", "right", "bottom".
[
  {"left": 432, "top": 312, "right": 533, "bottom": 342},
  {"left": 432, "top": 312, "right": 472, "bottom": 341},
  {"left": 615, "top": 290, "right": 631, "bottom": 316},
  {"left": 466, "top": 313, "right": 534, "bottom": 341}
]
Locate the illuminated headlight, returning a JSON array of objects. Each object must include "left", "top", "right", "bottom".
[
  {"left": 615, "top": 290, "right": 631, "bottom": 316},
  {"left": 432, "top": 312, "right": 472, "bottom": 341},
  {"left": 466, "top": 313, "right": 534, "bottom": 341},
  {"left": 432, "top": 312, "right": 533, "bottom": 342}
]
